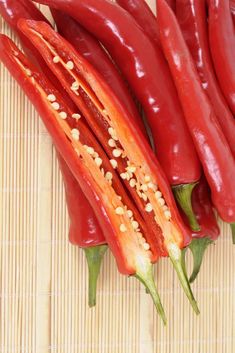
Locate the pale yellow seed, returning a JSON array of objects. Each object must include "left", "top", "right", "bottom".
[
  {"left": 86, "top": 147, "right": 95, "bottom": 155},
  {"left": 145, "top": 203, "right": 153, "bottom": 213},
  {"left": 155, "top": 191, "right": 162, "bottom": 199},
  {"left": 158, "top": 198, "right": 165, "bottom": 206},
  {"left": 105, "top": 172, "right": 113, "bottom": 181},
  {"left": 66, "top": 60, "right": 74, "bottom": 70},
  {"left": 59, "top": 111, "right": 67, "bottom": 120},
  {"left": 143, "top": 243, "right": 150, "bottom": 250},
  {"left": 25, "top": 69, "right": 32, "bottom": 77},
  {"left": 110, "top": 159, "right": 118, "bottom": 169},
  {"left": 162, "top": 205, "right": 168, "bottom": 211},
  {"left": 113, "top": 149, "right": 122, "bottom": 158},
  {"left": 129, "top": 179, "right": 136, "bottom": 188},
  {"left": 148, "top": 182, "right": 155, "bottom": 190},
  {"left": 141, "top": 193, "right": 148, "bottom": 202},
  {"left": 164, "top": 210, "right": 171, "bottom": 220},
  {"left": 127, "top": 165, "right": 136, "bottom": 173},
  {"left": 71, "top": 128, "right": 80, "bottom": 141},
  {"left": 47, "top": 94, "right": 56, "bottom": 102},
  {"left": 140, "top": 184, "right": 148, "bottom": 192},
  {"left": 144, "top": 175, "right": 151, "bottom": 182},
  {"left": 93, "top": 152, "right": 99, "bottom": 158},
  {"left": 108, "top": 139, "right": 116, "bottom": 147},
  {"left": 71, "top": 81, "right": 79, "bottom": 91},
  {"left": 120, "top": 173, "right": 127, "bottom": 180},
  {"left": 51, "top": 102, "right": 60, "bottom": 110},
  {"left": 115, "top": 207, "right": 124, "bottom": 215},
  {"left": 53, "top": 56, "right": 60, "bottom": 63},
  {"left": 132, "top": 221, "right": 139, "bottom": 230},
  {"left": 120, "top": 224, "right": 127, "bottom": 232},
  {"left": 108, "top": 127, "right": 115, "bottom": 136},
  {"left": 72, "top": 113, "right": 81, "bottom": 120},
  {"left": 95, "top": 157, "right": 102, "bottom": 167},
  {"left": 127, "top": 210, "right": 133, "bottom": 218}
]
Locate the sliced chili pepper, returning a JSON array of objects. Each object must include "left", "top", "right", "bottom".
[
  {"left": 157, "top": 0, "right": 235, "bottom": 230},
  {"left": 50, "top": 9, "right": 146, "bottom": 133},
  {"left": 0, "top": 34, "right": 169, "bottom": 322},
  {"left": 182, "top": 177, "right": 220, "bottom": 283},
  {"left": 33, "top": 0, "right": 202, "bottom": 233},
  {"left": 18, "top": 19, "right": 200, "bottom": 314},
  {"left": 230, "top": 0, "right": 235, "bottom": 23},
  {"left": 176, "top": 0, "right": 235, "bottom": 158},
  {"left": 208, "top": 0, "right": 235, "bottom": 115},
  {"left": 0, "top": 0, "right": 107, "bottom": 307}
]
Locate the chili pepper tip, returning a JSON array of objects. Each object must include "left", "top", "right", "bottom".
[
  {"left": 134, "top": 261, "right": 167, "bottom": 325},
  {"left": 173, "top": 182, "right": 201, "bottom": 232},
  {"left": 188, "top": 238, "right": 214, "bottom": 283},
  {"left": 230, "top": 223, "right": 235, "bottom": 244},
  {"left": 84, "top": 245, "right": 108, "bottom": 307},
  {"left": 168, "top": 244, "right": 200, "bottom": 315}
]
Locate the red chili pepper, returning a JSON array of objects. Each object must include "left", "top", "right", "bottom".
[
  {"left": 0, "top": 34, "right": 172, "bottom": 321},
  {"left": 176, "top": 0, "right": 235, "bottom": 158},
  {"left": 208, "top": 0, "right": 235, "bottom": 115},
  {"left": 0, "top": 0, "right": 107, "bottom": 307},
  {"left": 157, "top": 0, "right": 235, "bottom": 230},
  {"left": 116, "top": 0, "right": 160, "bottom": 46},
  {"left": 33, "top": 0, "right": 202, "bottom": 233},
  {"left": 19, "top": 18, "right": 200, "bottom": 314},
  {"left": 230, "top": 0, "right": 235, "bottom": 22},
  {"left": 50, "top": 9, "right": 146, "bottom": 132},
  {"left": 182, "top": 177, "right": 220, "bottom": 283}
]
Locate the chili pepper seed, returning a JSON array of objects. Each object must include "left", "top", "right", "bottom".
[
  {"left": 53, "top": 56, "right": 60, "bottom": 63},
  {"left": 120, "top": 224, "right": 127, "bottom": 232},
  {"left": 51, "top": 102, "right": 60, "bottom": 110},
  {"left": 110, "top": 159, "right": 118, "bottom": 169},
  {"left": 115, "top": 207, "right": 124, "bottom": 215},
  {"left": 59, "top": 111, "right": 67, "bottom": 120},
  {"left": 66, "top": 60, "right": 74, "bottom": 70},
  {"left": 47, "top": 94, "right": 56, "bottom": 102}
]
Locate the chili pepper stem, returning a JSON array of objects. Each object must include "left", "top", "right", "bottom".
[
  {"left": 230, "top": 223, "right": 235, "bottom": 244},
  {"left": 188, "top": 238, "right": 213, "bottom": 283},
  {"left": 84, "top": 245, "right": 108, "bottom": 307},
  {"left": 173, "top": 182, "right": 200, "bottom": 232},
  {"left": 134, "top": 260, "right": 166, "bottom": 325},
  {"left": 168, "top": 243, "right": 200, "bottom": 315}
]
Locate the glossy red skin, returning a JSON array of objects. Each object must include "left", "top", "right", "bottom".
[
  {"left": 191, "top": 178, "right": 220, "bottom": 241},
  {"left": 0, "top": 35, "right": 155, "bottom": 273},
  {"left": 33, "top": 0, "right": 201, "bottom": 187},
  {"left": 19, "top": 19, "right": 192, "bottom": 250},
  {"left": 208, "top": 0, "right": 235, "bottom": 115},
  {"left": 116, "top": 0, "right": 160, "bottom": 46},
  {"left": 157, "top": 0, "right": 235, "bottom": 223},
  {"left": 230, "top": 0, "right": 235, "bottom": 22},
  {"left": 51, "top": 9, "right": 146, "bottom": 133},
  {"left": 176, "top": 0, "right": 235, "bottom": 158},
  {"left": 0, "top": 0, "right": 106, "bottom": 248}
]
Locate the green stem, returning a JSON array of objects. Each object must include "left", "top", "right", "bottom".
[
  {"left": 134, "top": 260, "right": 166, "bottom": 325},
  {"left": 168, "top": 243, "right": 200, "bottom": 315},
  {"left": 230, "top": 223, "right": 235, "bottom": 244},
  {"left": 84, "top": 245, "right": 108, "bottom": 307},
  {"left": 188, "top": 238, "right": 213, "bottom": 283},
  {"left": 173, "top": 182, "right": 200, "bottom": 232}
]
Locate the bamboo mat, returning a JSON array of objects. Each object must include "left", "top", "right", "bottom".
[{"left": 1, "top": 2, "right": 235, "bottom": 353}]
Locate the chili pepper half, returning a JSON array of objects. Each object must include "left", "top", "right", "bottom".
[
  {"left": 0, "top": 0, "right": 107, "bottom": 307},
  {"left": 182, "top": 177, "right": 220, "bottom": 283},
  {"left": 230, "top": 0, "right": 235, "bottom": 23},
  {"left": 33, "top": 0, "right": 202, "bottom": 233},
  {"left": 157, "top": 0, "right": 235, "bottom": 227},
  {"left": 176, "top": 0, "right": 235, "bottom": 158},
  {"left": 208, "top": 0, "right": 235, "bottom": 115},
  {"left": 19, "top": 18, "right": 200, "bottom": 314}
]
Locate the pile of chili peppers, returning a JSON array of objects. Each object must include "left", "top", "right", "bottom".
[{"left": 0, "top": 0, "right": 235, "bottom": 324}]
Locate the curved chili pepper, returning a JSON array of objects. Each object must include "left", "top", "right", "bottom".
[
  {"left": 33, "top": 0, "right": 202, "bottom": 233},
  {"left": 208, "top": 0, "right": 235, "bottom": 115},
  {"left": 182, "top": 177, "right": 220, "bottom": 283},
  {"left": 18, "top": 19, "right": 200, "bottom": 314},
  {"left": 0, "top": 0, "right": 107, "bottom": 307},
  {"left": 176, "top": 0, "right": 235, "bottom": 158},
  {"left": 157, "top": 0, "right": 235, "bottom": 229},
  {"left": 50, "top": 9, "right": 146, "bottom": 133}
]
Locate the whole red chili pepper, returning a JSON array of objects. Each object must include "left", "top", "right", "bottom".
[
  {"left": 0, "top": 0, "right": 107, "bottom": 307},
  {"left": 208, "top": 0, "right": 235, "bottom": 115},
  {"left": 0, "top": 35, "right": 171, "bottom": 321},
  {"left": 157, "top": 0, "right": 235, "bottom": 230},
  {"left": 176, "top": 0, "right": 235, "bottom": 158},
  {"left": 50, "top": 9, "right": 146, "bottom": 132},
  {"left": 182, "top": 177, "right": 220, "bottom": 283},
  {"left": 33, "top": 0, "right": 202, "bottom": 233},
  {"left": 19, "top": 18, "right": 200, "bottom": 314}
]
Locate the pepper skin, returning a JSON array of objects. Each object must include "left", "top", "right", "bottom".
[
  {"left": 176, "top": 0, "right": 235, "bottom": 158},
  {"left": 208, "top": 0, "right": 235, "bottom": 115},
  {"left": 18, "top": 19, "right": 200, "bottom": 314},
  {"left": 0, "top": 0, "right": 107, "bottom": 307},
  {"left": 51, "top": 9, "right": 146, "bottom": 132},
  {"left": 33, "top": 0, "right": 202, "bottom": 231},
  {"left": 230, "top": 0, "right": 235, "bottom": 23},
  {"left": 157, "top": 0, "right": 235, "bottom": 226}
]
